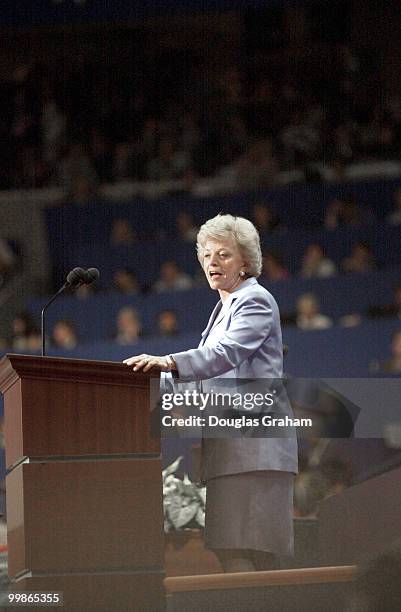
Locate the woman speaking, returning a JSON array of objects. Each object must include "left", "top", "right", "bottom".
[{"left": 124, "top": 214, "right": 298, "bottom": 572}]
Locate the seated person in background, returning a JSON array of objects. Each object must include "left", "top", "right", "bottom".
[
  {"left": 251, "top": 203, "right": 283, "bottom": 235},
  {"left": 111, "top": 142, "right": 142, "bottom": 183},
  {"left": 342, "top": 242, "right": 377, "bottom": 273},
  {"left": 0, "top": 238, "right": 17, "bottom": 285},
  {"left": 75, "top": 282, "right": 97, "bottom": 300},
  {"left": 113, "top": 268, "right": 141, "bottom": 295},
  {"left": 381, "top": 330, "right": 401, "bottom": 373},
  {"left": 296, "top": 293, "right": 333, "bottom": 330},
  {"left": 325, "top": 196, "right": 360, "bottom": 229},
  {"left": 176, "top": 211, "right": 199, "bottom": 243},
  {"left": 260, "top": 252, "right": 290, "bottom": 282},
  {"left": 11, "top": 312, "right": 42, "bottom": 352},
  {"left": 109, "top": 218, "right": 136, "bottom": 246},
  {"left": 368, "top": 283, "right": 401, "bottom": 319},
  {"left": 338, "top": 313, "right": 362, "bottom": 328},
  {"left": 300, "top": 243, "right": 337, "bottom": 279},
  {"left": 146, "top": 140, "right": 192, "bottom": 182},
  {"left": 158, "top": 309, "right": 179, "bottom": 337},
  {"left": 115, "top": 306, "right": 142, "bottom": 345},
  {"left": 385, "top": 186, "right": 401, "bottom": 226},
  {"left": 153, "top": 260, "right": 192, "bottom": 293},
  {"left": 324, "top": 194, "right": 375, "bottom": 230},
  {"left": 52, "top": 319, "right": 78, "bottom": 350},
  {"left": 59, "top": 143, "right": 99, "bottom": 203},
  {"left": 234, "top": 139, "right": 278, "bottom": 191}
]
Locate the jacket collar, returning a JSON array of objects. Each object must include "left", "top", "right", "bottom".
[{"left": 201, "top": 277, "right": 258, "bottom": 339}]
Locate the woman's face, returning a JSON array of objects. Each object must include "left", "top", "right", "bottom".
[{"left": 202, "top": 237, "right": 247, "bottom": 297}]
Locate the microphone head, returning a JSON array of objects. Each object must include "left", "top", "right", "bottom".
[
  {"left": 84, "top": 268, "right": 100, "bottom": 284},
  {"left": 66, "top": 267, "right": 87, "bottom": 286}
]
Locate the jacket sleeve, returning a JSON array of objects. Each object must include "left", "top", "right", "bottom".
[{"left": 171, "top": 294, "right": 272, "bottom": 381}]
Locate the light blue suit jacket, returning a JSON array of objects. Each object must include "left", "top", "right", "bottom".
[{"left": 169, "top": 277, "right": 298, "bottom": 480}]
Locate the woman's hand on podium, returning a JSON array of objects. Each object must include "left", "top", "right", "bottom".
[{"left": 123, "top": 354, "right": 177, "bottom": 373}]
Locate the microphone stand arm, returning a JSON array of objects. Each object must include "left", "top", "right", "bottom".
[{"left": 41, "top": 285, "right": 67, "bottom": 357}]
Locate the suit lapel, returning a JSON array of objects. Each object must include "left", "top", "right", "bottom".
[
  {"left": 212, "top": 295, "right": 237, "bottom": 329},
  {"left": 200, "top": 301, "right": 222, "bottom": 345},
  {"left": 199, "top": 278, "right": 257, "bottom": 346}
]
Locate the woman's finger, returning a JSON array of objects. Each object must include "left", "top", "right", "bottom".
[
  {"left": 123, "top": 357, "right": 136, "bottom": 365},
  {"left": 133, "top": 358, "right": 149, "bottom": 371},
  {"left": 143, "top": 357, "right": 163, "bottom": 372},
  {"left": 124, "top": 354, "right": 146, "bottom": 366},
  {"left": 142, "top": 359, "right": 154, "bottom": 372}
]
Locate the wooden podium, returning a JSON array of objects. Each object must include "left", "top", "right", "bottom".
[{"left": 0, "top": 355, "right": 165, "bottom": 611}]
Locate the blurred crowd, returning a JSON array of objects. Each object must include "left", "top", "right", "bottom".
[
  {"left": 0, "top": 39, "right": 400, "bottom": 198},
  {"left": 1, "top": 190, "right": 401, "bottom": 371}
]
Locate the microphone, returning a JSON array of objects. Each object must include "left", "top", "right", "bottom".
[
  {"left": 66, "top": 267, "right": 87, "bottom": 287},
  {"left": 41, "top": 267, "right": 100, "bottom": 356},
  {"left": 84, "top": 267, "right": 100, "bottom": 285}
]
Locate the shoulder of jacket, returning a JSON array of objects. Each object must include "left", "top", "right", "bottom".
[{"left": 232, "top": 283, "right": 276, "bottom": 310}]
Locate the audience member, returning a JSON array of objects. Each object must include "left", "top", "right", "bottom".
[
  {"left": 381, "top": 330, "right": 401, "bottom": 373},
  {"left": 251, "top": 203, "right": 283, "bottom": 235},
  {"left": 280, "top": 109, "right": 321, "bottom": 165},
  {"left": 109, "top": 218, "right": 136, "bottom": 246},
  {"left": 52, "top": 320, "right": 78, "bottom": 350},
  {"left": 75, "top": 283, "right": 97, "bottom": 300},
  {"left": 113, "top": 268, "right": 141, "bottom": 295},
  {"left": 0, "top": 239, "right": 16, "bottom": 284},
  {"left": 11, "top": 312, "right": 41, "bottom": 352},
  {"left": 338, "top": 313, "right": 362, "bottom": 328},
  {"left": 153, "top": 261, "right": 192, "bottom": 293},
  {"left": 330, "top": 124, "right": 355, "bottom": 166},
  {"left": 324, "top": 195, "right": 375, "bottom": 229},
  {"left": 115, "top": 306, "right": 142, "bottom": 345},
  {"left": 176, "top": 212, "right": 199, "bottom": 243},
  {"left": 59, "top": 143, "right": 99, "bottom": 202},
  {"left": 111, "top": 142, "right": 142, "bottom": 182},
  {"left": 300, "top": 244, "right": 337, "bottom": 279},
  {"left": 386, "top": 187, "right": 401, "bottom": 226},
  {"left": 260, "top": 253, "right": 290, "bottom": 282},
  {"left": 234, "top": 139, "right": 278, "bottom": 191},
  {"left": 146, "top": 140, "right": 192, "bottom": 182},
  {"left": 158, "top": 309, "right": 179, "bottom": 337},
  {"left": 342, "top": 242, "right": 377, "bottom": 273},
  {"left": 40, "top": 98, "right": 66, "bottom": 171},
  {"left": 296, "top": 293, "right": 333, "bottom": 331},
  {"left": 368, "top": 283, "right": 401, "bottom": 320}
]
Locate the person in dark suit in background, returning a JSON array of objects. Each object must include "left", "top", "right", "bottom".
[{"left": 124, "top": 214, "right": 298, "bottom": 572}]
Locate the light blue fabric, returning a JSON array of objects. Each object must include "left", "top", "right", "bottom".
[
  {"left": 169, "top": 277, "right": 299, "bottom": 480},
  {"left": 171, "top": 278, "right": 283, "bottom": 381}
]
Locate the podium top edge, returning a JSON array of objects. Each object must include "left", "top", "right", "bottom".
[{"left": 0, "top": 353, "right": 157, "bottom": 393}]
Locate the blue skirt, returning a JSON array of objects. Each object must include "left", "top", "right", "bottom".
[{"left": 204, "top": 470, "right": 294, "bottom": 556}]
